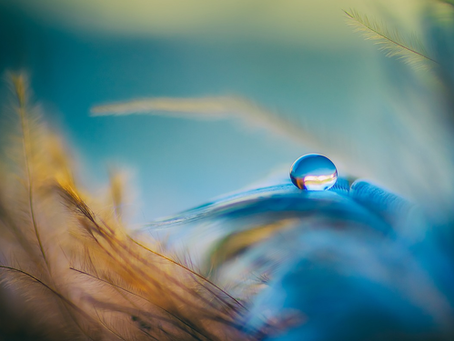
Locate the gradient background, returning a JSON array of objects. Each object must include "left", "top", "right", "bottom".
[{"left": 0, "top": 0, "right": 427, "bottom": 223}]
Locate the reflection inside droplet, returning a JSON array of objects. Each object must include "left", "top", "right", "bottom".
[{"left": 289, "top": 154, "right": 338, "bottom": 191}]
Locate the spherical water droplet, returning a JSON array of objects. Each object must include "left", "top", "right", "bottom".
[{"left": 290, "top": 154, "right": 338, "bottom": 191}]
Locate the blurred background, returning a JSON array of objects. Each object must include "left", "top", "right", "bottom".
[{"left": 0, "top": 0, "right": 443, "bottom": 224}]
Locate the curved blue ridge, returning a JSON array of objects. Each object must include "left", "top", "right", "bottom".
[
  {"left": 142, "top": 183, "right": 299, "bottom": 228},
  {"left": 142, "top": 177, "right": 350, "bottom": 229},
  {"left": 141, "top": 180, "right": 392, "bottom": 235}
]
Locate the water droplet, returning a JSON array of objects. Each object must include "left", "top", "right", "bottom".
[{"left": 289, "top": 154, "right": 338, "bottom": 191}]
